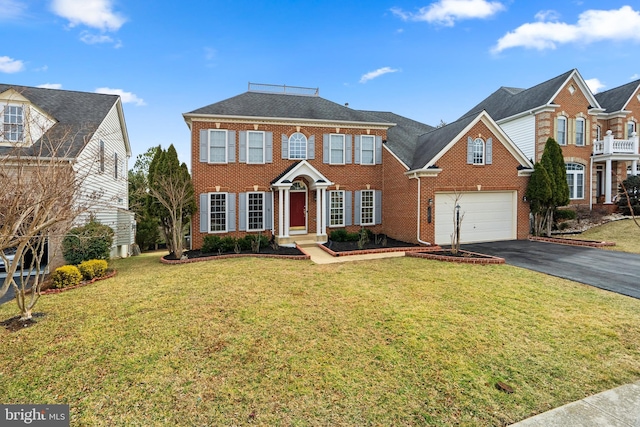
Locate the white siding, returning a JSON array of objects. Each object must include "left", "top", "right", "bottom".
[
  {"left": 73, "top": 103, "right": 133, "bottom": 252},
  {"left": 500, "top": 115, "right": 535, "bottom": 161}
]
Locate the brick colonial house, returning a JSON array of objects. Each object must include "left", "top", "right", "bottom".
[
  {"left": 184, "top": 84, "right": 533, "bottom": 248},
  {"left": 466, "top": 69, "right": 640, "bottom": 210}
]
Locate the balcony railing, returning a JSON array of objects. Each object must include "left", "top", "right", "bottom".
[{"left": 593, "top": 130, "right": 639, "bottom": 156}]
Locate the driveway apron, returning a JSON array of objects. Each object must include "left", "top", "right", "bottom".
[{"left": 462, "top": 240, "right": 640, "bottom": 299}]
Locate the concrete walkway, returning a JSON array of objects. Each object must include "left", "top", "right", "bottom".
[
  {"left": 510, "top": 380, "right": 640, "bottom": 426},
  {"left": 300, "top": 244, "right": 405, "bottom": 264}
]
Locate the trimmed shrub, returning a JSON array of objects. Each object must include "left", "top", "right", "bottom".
[
  {"left": 346, "top": 232, "right": 360, "bottom": 242},
  {"left": 555, "top": 209, "right": 577, "bottom": 221},
  {"left": 202, "top": 235, "right": 222, "bottom": 253},
  {"left": 78, "top": 259, "right": 109, "bottom": 280},
  {"left": 329, "top": 229, "right": 348, "bottom": 242},
  {"left": 63, "top": 218, "right": 114, "bottom": 265},
  {"left": 220, "top": 237, "right": 236, "bottom": 253},
  {"left": 51, "top": 265, "right": 82, "bottom": 289}
]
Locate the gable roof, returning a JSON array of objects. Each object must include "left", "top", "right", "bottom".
[
  {"left": 185, "top": 91, "right": 394, "bottom": 126},
  {"left": 595, "top": 79, "right": 640, "bottom": 113},
  {"left": 0, "top": 83, "right": 128, "bottom": 158},
  {"left": 359, "top": 110, "right": 435, "bottom": 168},
  {"left": 463, "top": 69, "right": 601, "bottom": 122}
]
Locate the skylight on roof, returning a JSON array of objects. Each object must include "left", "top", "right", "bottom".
[{"left": 248, "top": 82, "right": 319, "bottom": 96}]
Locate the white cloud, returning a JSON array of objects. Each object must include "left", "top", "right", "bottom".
[
  {"left": 359, "top": 67, "right": 399, "bottom": 84},
  {"left": 95, "top": 87, "right": 146, "bottom": 106},
  {"left": 80, "top": 31, "right": 114, "bottom": 44},
  {"left": 37, "top": 83, "right": 63, "bottom": 89},
  {"left": 51, "top": 0, "right": 126, "bottom": 31},
  {"left": 630, "top": 74, "right": 640, "bottom": 80},
  {"left": 585, "top": 78, "right": 605, "bottom": 94},
  {"left": 0, "top": 0, "right": 27, "bottom": 20},
  {"left": 0, "top": 56, "right": 25, "bottom": 73},
  {"left": 534, "top": 10, "right": 560, "bottom": 22},
  {"left": 493, "top": 6, "right": 640, "bottom": 53},
  {"left": 391, "top": 0, "right": 505, "bottom": 26}
]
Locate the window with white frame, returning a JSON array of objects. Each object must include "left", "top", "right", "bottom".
[
  {"left": 360, "top": 135, "right": 375, "bottom": 165},
  {"left": 361, "top": 190, "right": 374, "bottom": 225},
  {"left": 566, "top": 163, "right": 584, "bottom": 199},
  {"left": 329, "top": 190, "right": 345, "bottom": 227},
  {"left": 330, "top": 134, "right": 345, "bottom": 164},
  {"left": 575, "top": 118, "right": 585, "bottom": 146},
  {"left": 627, "top": 121, "right": 636, "bottom": 139},
  {"left": 596, "top": 124, "right": 602, "bottom": 141},
  {"left": 289, "top": 132, "right": 307, "bottom": 160},
  {"left": 557, "top": 116, "right": 567, "bottom": 145},
  {"left": 2, "top": 105, "right": 24, "bottom": 142},
  {"left": 247, "top": 131, "right": 265, "bottom": 163},
  {"left": 210, "top": 193, "right": 227, "bottom": 232},
  {"left": 473, "top": 138, "right": 484, "bottom": 164},
  {"left": 247, "top": 192, "right": 264, "bottom": 231},
  {"left": 208, "top": 129, "right": 227, "bottom": 163}
]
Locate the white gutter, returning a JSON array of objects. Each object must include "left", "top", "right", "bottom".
[{"left": 409, "top": 173, "right": 432, "bottom": 246}]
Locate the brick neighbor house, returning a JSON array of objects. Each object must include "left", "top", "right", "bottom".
[
  {"left": 465, "top": 69, "right": 640, "bottom": 211},
  {"left": 184, "top": 84, "right": 533, "bottom": 248}
]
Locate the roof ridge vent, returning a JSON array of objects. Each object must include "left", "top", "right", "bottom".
[{"left": 248, "top": 82, "right": 319, "bottom": 96}]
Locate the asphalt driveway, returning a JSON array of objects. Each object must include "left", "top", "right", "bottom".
[{"left": 462, "top": 240, "right": 640, "bottom": 299}]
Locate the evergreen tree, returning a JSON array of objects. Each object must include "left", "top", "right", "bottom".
[
  {"left": 128, "top": 146, "right": 161, "bottom": 250},
  {"left": 536, "top": 138, "right": 569, "bottom": 236},
  {"left": 526, "top": 162, "right": 553, "bottom": 236}
]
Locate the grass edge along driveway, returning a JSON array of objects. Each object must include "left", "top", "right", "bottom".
[{"left": 1, "top": 253, "right": 639, "bottom": 426}]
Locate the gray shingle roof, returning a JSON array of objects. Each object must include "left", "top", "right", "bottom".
[
  {"left": 595, "top": 79, "right": 640, "bottom": 113},
  {"left": 0, "top": 83, "right": 120, "bottom": 158},
  {"left": 463, "top": 69, "right": 575, "bottom": 121},
  {"left": 359, "top": 110, "right": 435, "bottom": 167},
  {"left": 187, "top": 91, "right": 394, "bottom": 125}
]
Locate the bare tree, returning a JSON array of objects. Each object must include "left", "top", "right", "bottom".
[
  {"left": 0, "top": 115, "right": 104, "bottom": 320},
  {"left": 449, "top": 192, "right": 465, "bottom": 254}
]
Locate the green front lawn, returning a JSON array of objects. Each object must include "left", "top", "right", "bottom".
[
  {"left": 1, "top": 253, "right": 639, "bottom": 426},
  {"left": 571, "top": 219, "right": 640, "bottom": 253}
]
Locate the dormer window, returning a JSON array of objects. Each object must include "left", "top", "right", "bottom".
[{"left": 2, "top": 105, "right": 24, "bottom": 142}]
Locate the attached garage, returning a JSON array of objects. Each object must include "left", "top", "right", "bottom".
[{"left": 435, "top": 191, "right": 517, "bottom": 245}]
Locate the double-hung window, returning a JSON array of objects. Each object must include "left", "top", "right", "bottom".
[
  {"left": 360, "top": 190, "right": 374, "bottom": 226},
  {"left": 566, "top": 163, "right": 584, "bottom": 199},
  {"left": 2, "top": 105, "right": 24, "bottom": 142},
  {"left": 575, "top": 118, "right": 585, "bottom": 146},
  {"left": 329, "top": 190, "right": 345, "bottom": 227},
  {"left": 288, "top": 132, "right": 307, "bottom": 160},
  {"left": 627, "top": 122, "right": 636, "bottom": 139},
  {"left": 330, "top": 134, "right": 345, "bottom": 164},
  {"left": 557, "top": 116, "right": 567, "bottom": 145},
  {"left": 247, "top": 192, "right": 264, "bottom": 231},
  {"left": 210, "top": 193, "right": 227, "bottom": 232},
  {"left": 247, "top": 131, "right": 265, "bottom": 163},
  {"left": 360, "top": 135, "right": 375, "bottom": 165},
  {"left": 209, "top": 130, "right": 227, "bottom": 163},
  {"left": 473, "top": 138, "right": 484, "bottom": 164}
]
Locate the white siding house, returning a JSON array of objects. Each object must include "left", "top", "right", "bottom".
[{"left": 500, "top": 115, "right": 536, "bottom": 162}]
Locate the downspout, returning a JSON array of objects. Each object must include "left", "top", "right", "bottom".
[
  {"left": 271, "top": 188, "right": 276, "bottom": 236},
  {"left": 411, "top": 173, "right": 432, "bottom": 246},
  {"left": 589, "top": 156, "right": 593, "bottom": 211}
]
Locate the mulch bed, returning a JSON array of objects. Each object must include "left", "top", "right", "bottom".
[
  {"left": 320, "top": 237, "right": 429, "bottom": 257},
  {"left": 1, "top": 312, "right": 45, "bottom": 332},
  {"left": 529, "top": 236, "right": 616, "bottom": 248},
  {"left": 407, "top": 249, "right": 505, "bottom": 264},
  {"left": 161, "top": 246, "right": 310, "bottom": 264}
]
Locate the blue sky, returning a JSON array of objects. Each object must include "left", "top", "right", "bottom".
[{"left": 2, "top": 0, "right": 640, "bottom": 168}]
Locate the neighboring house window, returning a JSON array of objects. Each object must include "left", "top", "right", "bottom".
[
  {"left": 288, "top": 132, "right": 307, "bottom": 160},
  {"left": 596, "top": 125, "right": 602, "bottom": 141},
  {"left": 114, "top": 152, "right": 118, "bottom": 179},
  {"left": 557, "top": 116, "right": 567, "bottom": 145},
  {"left": 575, "top": 118, "right": 585, "bottom": 146},
  {"left": 210, "top": 193, "right": 227, "bottom": 232},
  {"left": 360, "top": 190, "right": 374, "bottom": 226},
  {"left": 473, "top": 138, "right": 484, "bottom": 164},
  {"left": 209, "top": 130, "right": 228, "bottom": 163},
  {"left": 329, "top": 190, "right": 345, "bottom": 227},
  {"left": 247, "top": 192, "right": 264, "bottom": 231},
  {"left": 330, "top": 134, "right": 345, "bottom": 164},
  {"left": 99, "top": 140, "right": 105, "bottom": 173},
  {"left": 247, "top": 131, "right": 265, "bottom": 163},
  {"left": 566, "top": 163, "right": 584, "bottom": 199},
  {"left": 360, "top": 135, "right": 375, "bottom": 165},
  {"left": 2, "top": 105, "right": 24, "bottom": 142},
  {"left": 627, "top": 121, "right": 636, "bottom": 139}
]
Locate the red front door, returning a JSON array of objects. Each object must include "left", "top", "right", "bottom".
[{"left": 290, "top": 192, "right": 306, "bottom": 228}]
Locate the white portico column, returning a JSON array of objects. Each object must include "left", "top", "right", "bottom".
[
  {"left": 283, "top": 187, "right": 290, "bottom": 237},
  {"left": 632, "top": 160, "right": 638, "bottom": 176},
  {"left": 316, "top": 188, "right": 322, "bottom": 235},
  {"left": 605, "top": 158, "right": 612, "bottom": 204},
  {"left": 278, "top": 188, "right": 284, "bottom": 238},
  {"left": 320, "top": 187, "right": 327, "bottom": 236}
]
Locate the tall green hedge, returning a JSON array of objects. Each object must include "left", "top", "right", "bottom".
[{"left": 62, "top": 218, "right": 114, "bottom": 265}]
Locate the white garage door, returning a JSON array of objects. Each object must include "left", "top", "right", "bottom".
[{"left": 435, "top": 191, "right": 517, "bottom": 245}]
